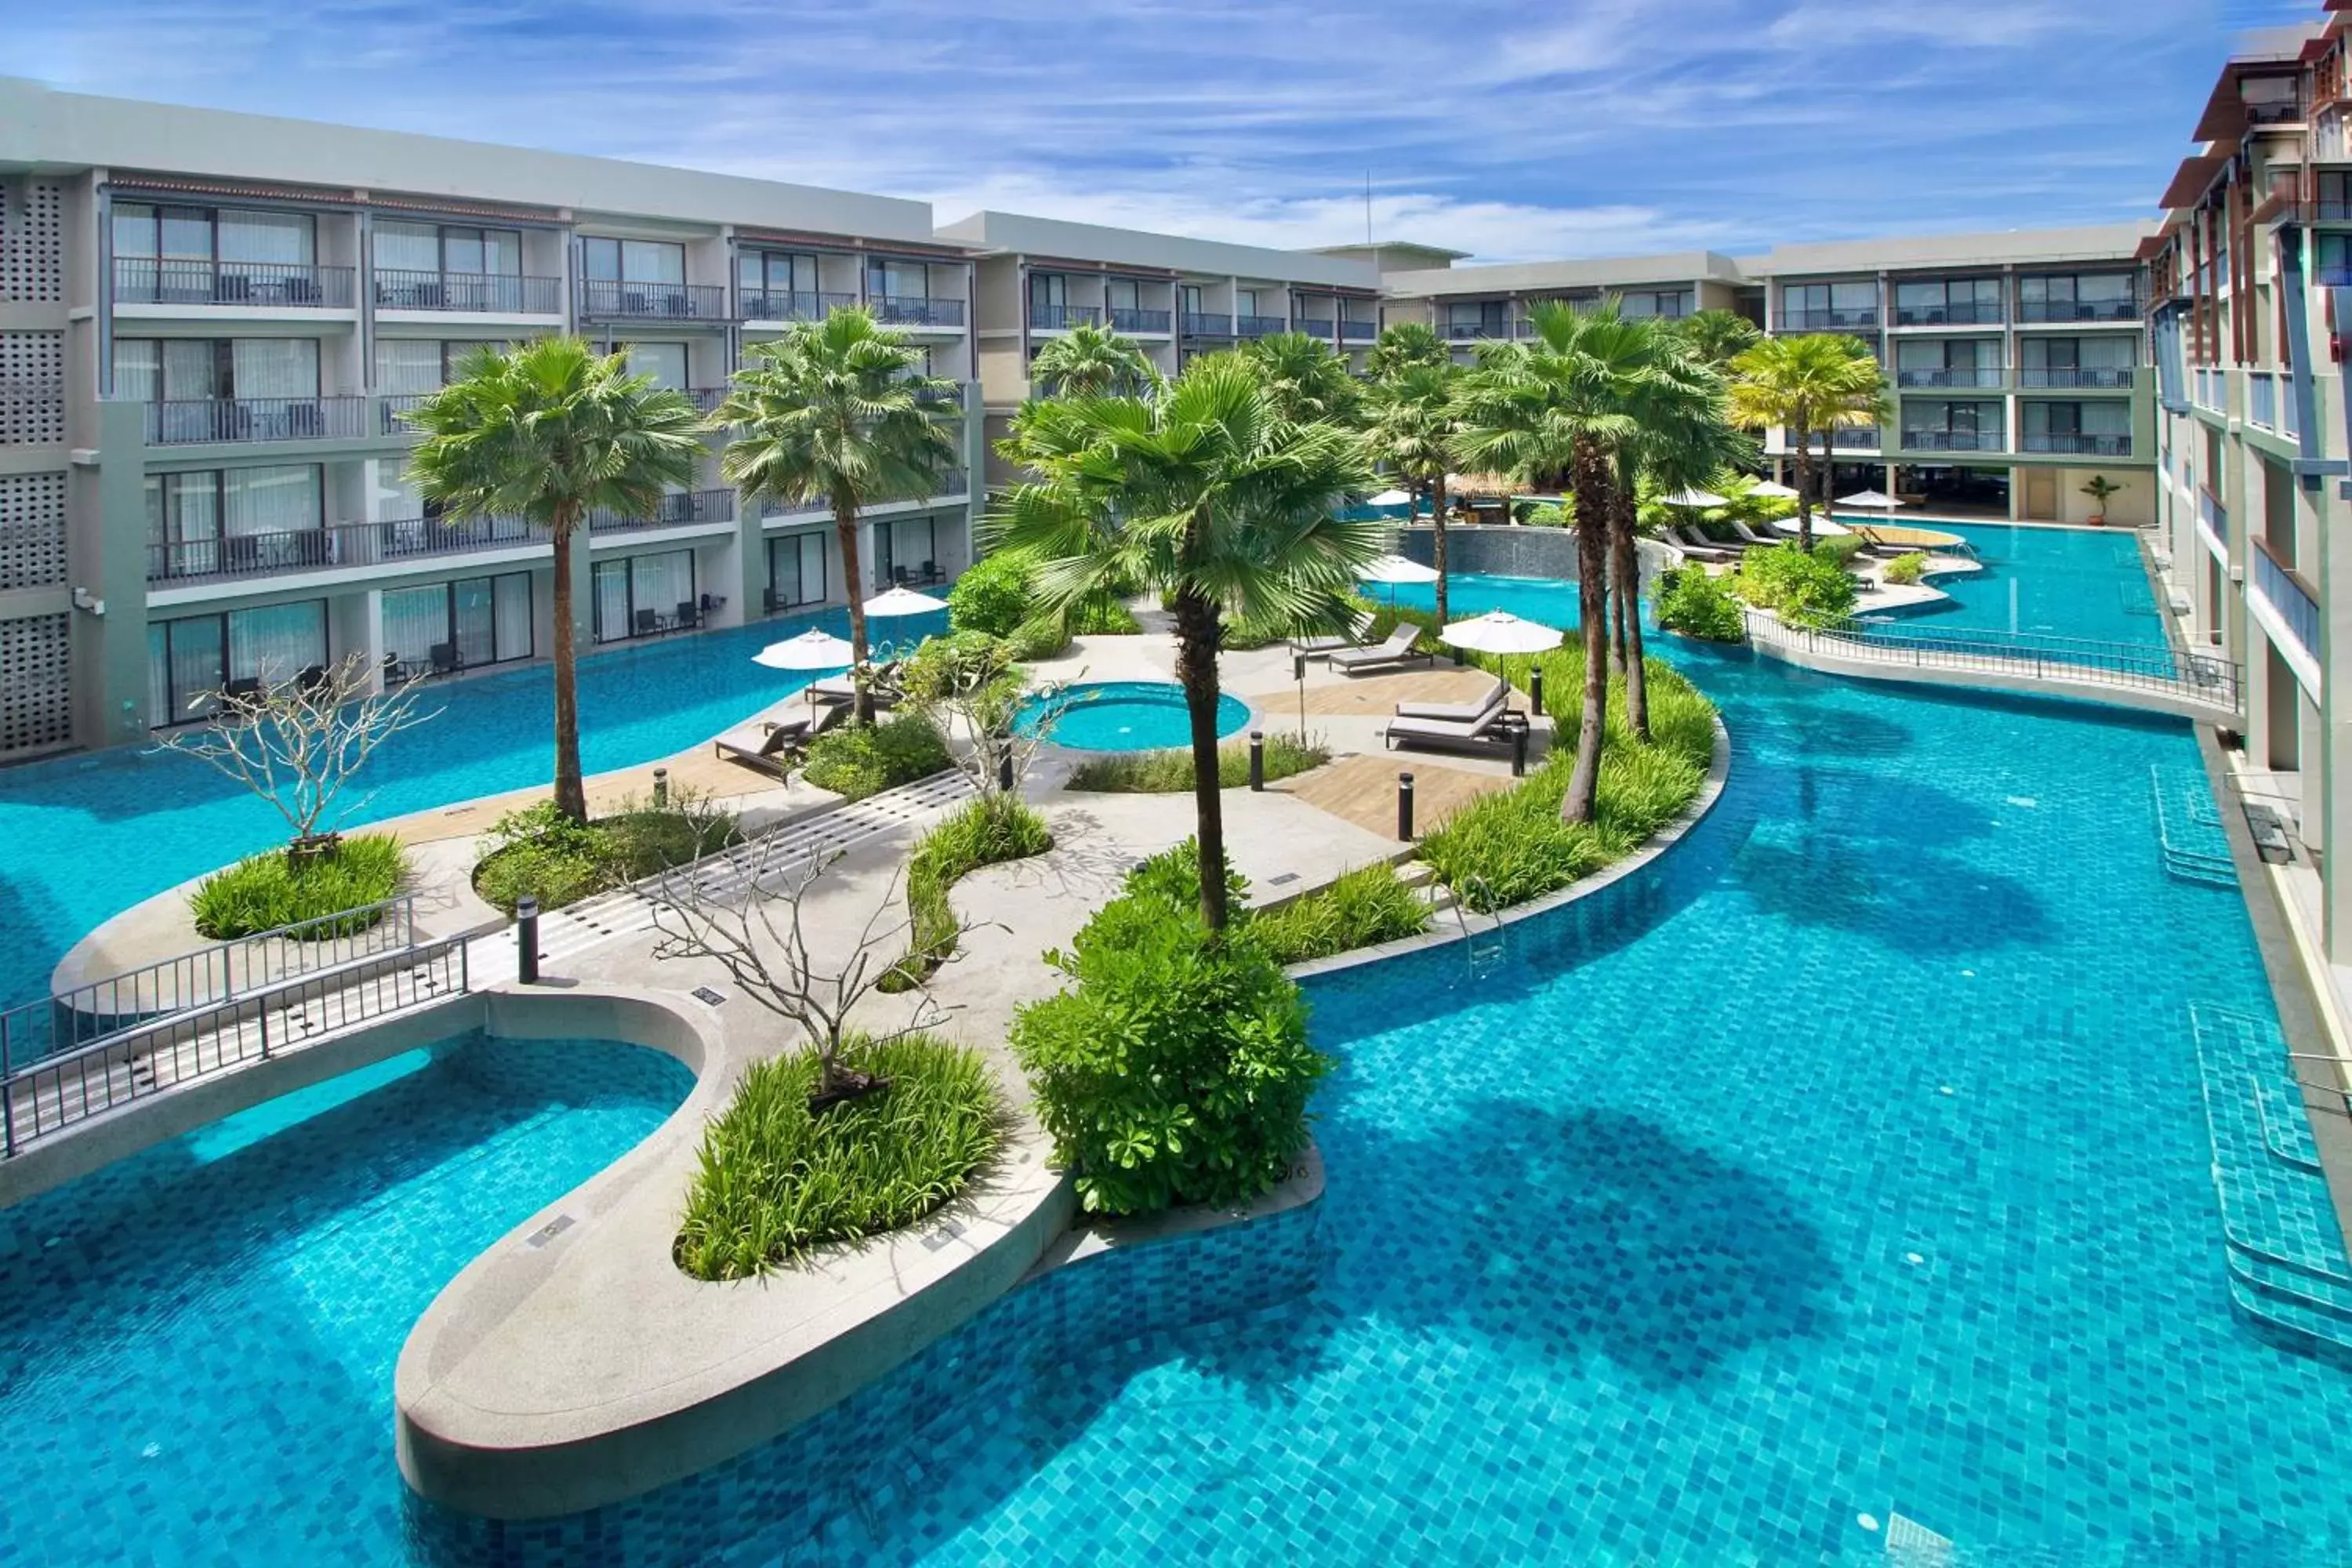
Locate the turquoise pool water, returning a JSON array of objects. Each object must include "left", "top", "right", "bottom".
[
  {"left": 1018, "top": 680, "right": 1250, "bottom": 752},
  {"left": 1857, "top": 521, "right": 2165, "bottom": 649},
  {"left": 0, "top": 1032, "right": 691, "bottom": 1566},
  {"left": 0, "top": 606, "right": 940, "bottom": 1014}
]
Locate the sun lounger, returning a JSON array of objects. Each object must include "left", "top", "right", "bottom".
[
  {"left": 808, "top": 659, "right": 905, "bottom": 709},
  {"left": 1394, "top": 679, "right": 1508, "bottom": 723},
  {"left": 1290, "top": 610, "right": 1377, "bottom": 659},
  {"left": 1384, "top": 688, "right": 1526, "bottom": 757},
  {"left": 1667, "top": 525, "right": 1740, "bottom": 563},
  {"left": 1729, "top": 520, "right": 1783, "bottom": 547},
  {"left": 1332, "top": 624, "right": 1436, "bottom": 676},
  {"left": 713, "top": 714, "right": 813, "bottom": 778}
]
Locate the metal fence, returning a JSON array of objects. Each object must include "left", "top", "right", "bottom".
[{"left": 1748, "top": 610, "right": 2241, "bottom": 711}]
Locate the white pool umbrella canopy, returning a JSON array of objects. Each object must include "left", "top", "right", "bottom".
[
  {"left": 1367, "top": 488, "right": 1414, "bottom": 506},
  {"left": 1439, "top": 610, "right": 1565, "bottom": 655},
  {"left": 1359, "top": 554, "right": 1443, "bottom": 586},
  {"left": 751, "top": 629, "right": 855, "bottom": 670},
  {"left": 1836, "top": 491, "right": 1907, "bottom": 510},
  {"left": 1746, "top": 480, "right": 1802, "bottom": 499},
  {"left": 1659, "top": 486, "right": 1730, "bottom": 508},
  {"left": 863, "top": 585, "right": 949, "bottom": 617},
  {"left": 1773, "top": 514, "right": 1852, "bottom": 537}
]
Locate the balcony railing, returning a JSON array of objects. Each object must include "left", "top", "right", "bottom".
[
  {"left": 1830, "top": 427, "right": 1883, "bottom": 449},
  {"left": 2310, "top": 199, "right": 2352, "bottom": 221},
  {"left": 2251, "top": 537, "right": 2320, "bottom": 662},
  {"left": 1892, "top": 301, "right": 2005, "bottom": 326},
  {"left": 147, "top": 514, "right": 543, "bottom": 585},
  {"left": 1896, "top": 367, "right": 2005, "bottom": 388},
  {"left": 1293, "top": 318, "right": 1338, "bottom": 339},
  {"left": 2016, "top": 298, "right": 2140, "bottom": 323},
  {"left": 1233, "top": 314, "right": 1285, "bottom": 338},
  {"left": 2018, "top": 366, "right": 2134, "bottom": 389},
  {"left": 2318, "top": 264, "right": 2352, "bottom": 289},
  {"left": 1108, "top": 306, "right": 1172, "bottom": 333},
  {"left": 740, "top": 290, "right": 858, "bottom": 323},
  {"left": 1341, "top": 319, "right": 1378, "bottom": 341},
  {"left": 2198, "top": 487, "right": 2227, "bottom": 546},
  {"left": 2192, "top": 366, "right": 2227, "bottom": 413},
  {"left": 1777, "top": 307, "right": 1879, "bottom": 330},
  {"left": 1029, "top": 303, "right": 1102, "bottom": 331},
  {"left": 372, "top": 270, "right": 561, "bottom": 314},
  {"left": 872, "top": 296, "right": 965, "bottom": 328},
  {"left": 686, "top": 387, "right": 730, "bottom": 414},
  {"left": 140, "top": 396, "right": 368, "bottom": 445},
  {"left": 112, "top": 256, "right": 355, "bottom": 310},
  {"left": 578, "top": 278, "right": 730, "bottom": 321},
  {"left": 2020, "top": 431, "right": 2132, "bottom": 456},
  {"left": 1901, "top": 429, "right": 2005, "bottom": 452},
  {"left": 379, "top": 391, "right": 433, "bottom": 434},
  {"left": 914, "top": 383, "right": 967, "bottom": 409},
  {"left": 934, "top": 467, "right": 970, "bottom": 496},
  {"left": 586, "top": 488, "right": 735, "bottom": 535},
  {"left": 1443, "top": 321, "right": 1504, "bottom": 341},
  {"left": 2249, "top": 372, "right": 2278, "bottom": 432},
  {"left": 1180, "top": 311, "right": 1233, "bottom": 336}
]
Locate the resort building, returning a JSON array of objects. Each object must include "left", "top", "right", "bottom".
[
  {"left": 2146, "top": 16, "right": 2352, "bottom": 970},
  {"left": 0, "top": 78, "right": 985, "bottom": 761},
  {"left": 1377, "top": 227, "right": 2160, "bottom": 528},
  {"left": 935, "top": 210, "right": 1384, "bottom": 487}
]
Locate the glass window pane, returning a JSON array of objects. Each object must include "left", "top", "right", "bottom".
[
  {"left": 2083, "top": 402, "right": 2131, "bottom": 436},
  {"left": 376, "top": 338, "right": 446, "bottom": 394},
  {"left": 593, "top": 559, "right": 630, "bottom": 641},
  {"left": 1895, "top": 281, "right": 1944, "bottom": 308},
  {"left": 382, "top": 584, "right": 450, "bottom": 671},
  {"left": 621, "top": 342, "right": 688, "bottom": 390},
  {"left": 228, "top": 601, "right": 325, "bottom": 684},
  {"left": 622, "top": 240, "right": 684, "bottom": 284},
  {"left": 493, "top": 572, "right": 533, "bottom": 662},
  {"left": 584, "top": 238, "right": 622, "bottom": 281},
  {"left": 2082, "top": 337, "right": 2134, "bottom": 369},
  {"left": 452, "top": 576, "right": 496, "bottom": 666},
  {"left": 166, "top": 471, "right": 222, "bottom": 543},
  {"left": 443, "top": 228, "right": 485, "bottom": 275},
  {"left": 147, "top": 622, "right": 172, "bottom": 728},
  {"left": 217, "top": 210, "right": 312, "bottom": 265},
  {"left": 112, "top": 203, "right": 158, "bottom": 258},
  {"left": 223, "top": 465, "right": 319, "bottom": 537},
  {"left": 374, "top": 221, "right": 441, "bottom": 273},
  {"left": 484, "top": 230, "right": 523, "bottom": 275},
  {"left": 630, "top": 550, "right": 694, "bottom": 625},
  {"left": 163, "top": 339, "right": 221, "bottom": 401},
  {"left": 160, "top": 208, "right": 213, "bottom": 260},
  {"left": 113, "top": 339, "right": 162, "bottom": 401},
  {"left": 167, "top": 616, "right": 226, "bottom": 720},
  {"left": 230, "top": 339, "right": 318, "bottom": 399}
]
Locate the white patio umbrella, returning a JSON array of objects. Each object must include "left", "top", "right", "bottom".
[
  {"left": 1358, "top": 552, "right": 1442, "bottom": 606},
  {"left": 863, "top": 584, "right": 949, "bottom": 618},
  {"left": 1836, "top": 491, "right": 1907, "bottom": 510},
  {"left": 1439, "top": 610, "right": 1564, "bottom": 707},
  {"left": 751, "top": 628, "right": 854, "bottom": 670},
  {"left": 1367, "top": 488, "right": 1414, "bottom": 507},
  {"left": 1772, "top": 514, "right": 1852, "bottom": 537},
  {"left": 1658, "top": 485, "right": 1730, "bottom": 509},
  {"left": 1746, "top": 480, "right": 1802, "bottom": 499}
]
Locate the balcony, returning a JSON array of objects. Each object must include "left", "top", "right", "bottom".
[
  {"left": 2198, "top": 487, "right": 2227, "bottom": 544},
  {"left": 379, "top": 391, "right": 431, "bottom": 435},
  {"left": 1901, "top": 430, "right": 2005, "bottom": 452},
  {"left": 1236, "top": 314, "right": 1288, "bottom": 338},
  {"left": 586, "top": 488, "right": 735, "bottom": 535},
  {"left": 372, "top": 270, "right": 561, "bottom": 314},
  {"left": 1830, "top": 427, "right": 1883, "bottom": 450},
  {"left": 2249, "top": 372, "right": 2278, "bottom": 432},
  {"left": 687, "top": 387, "right": 730, "bottom": 414},
  {"left": 872, "top": 296, "right": 965, "bottom": 328},
  {"left": 1029, "top": 303, "right": 1102, "bottom": 331},
  {"left": 578, "top": 278, "right": 731, "bottom": 322},
  {"left": 2251, "top": 537, "right": 2320, "bottom": 662},
  {"left": 1892, "top": 301, "right": 2004, "bottom": 326},
  {"left": 1444, "top": 321, "right": 1504, "bottom": 341},
  {"left": 112, "top": 256, "right": 355, "bottom": 310},
  {"left": 2320, "top": 264, "right": 2352, "bottom": 289},
  {"left": 2018, "top": 367, "right": 2134, "bottom": 389},
  {"left": 1109, "top": 306, "right": 1172, "bottom": 333},
  {"left": 1180, "top": 311, "right": 1232, "bottom": 337},
  {"left": 140, "top": 396, "right": 368, "bottom": 445},
  {"left": 1341, "top": 319, "right": 1378, "bottom": 342},
  {"left": 740, "top": 290, "right": 857, "bottom": 323},
  {"left": 1294, "top": 318, "right": 1338, "bottom": 339},
  {"left": 1896, "top": 367, "right": 2005, "bottom": 388},
  {"left": 1777, "top": 307, "right": 1879, "bottom": 331},
  {"left": 147, "top": 514, "right": 542, "bottom": 585},
  {"left": 913, "top": 383, "right": 967, "bottom": 410},
  {"left": 2017, "top": 298, "right": 2140, "bottom": 323},
  {"left": 2020, "top": 431, "right": 2132, "bottom": 456}
]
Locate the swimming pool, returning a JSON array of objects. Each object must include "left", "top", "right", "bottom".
[
  {"left": 1861, "top": 521, "right": 2165, "bottom": 649},
  {"left": 1018, "top": 681, "right": 1250, "bottom": 752},
  {"left": 0, "top": 1031, "right": 691, "bottom": 1565},
  {"left": 0, "top": 606, "right": 942, "bottom": 1014}
]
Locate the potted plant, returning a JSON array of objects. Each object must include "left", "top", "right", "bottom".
[{"left": 2081, "top": 474, "right": 2124, "bottom": 526}]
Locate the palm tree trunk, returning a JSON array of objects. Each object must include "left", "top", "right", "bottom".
[
  {"left": 834, "top": 491, "right": 875, "bottom": 725},
  {"left": 1565, "top": 448, "right": 1613, "bottom": 826},
  {"left": 1431, "top": 470, "right": 1450, "bottom": 628},
  {"left": 1792, "top": 424, "right": 1816, "bottom": 553},
  {"left": 1611, "top": 486, "right": 1650, "bottom": 742},
  {"left": 550, "top": 510, "right": 588, "bottom": 823},
  {"left": 1171, "top": 586, "right": 1231, "bottom": 931}
]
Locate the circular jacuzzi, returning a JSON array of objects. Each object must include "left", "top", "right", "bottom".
[{"left": 1015, "top": 681, "right": 1251, "bottom": 753}]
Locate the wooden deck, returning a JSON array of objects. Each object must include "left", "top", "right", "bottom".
[
  {"left": 1292, "top": 666, "right": 1510, "bottom": 717},
  {"left": 1276, "top": 753, "right": 1515, "bottom": 842}
]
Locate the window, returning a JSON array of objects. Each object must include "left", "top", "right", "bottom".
[
  {"left": 1106, "top": 278, "right": 1142, "bottom": 313},
  {"left": 1029, "top": 273, "right": 1068, "bottom": 309},
  {"left": 740, "top": 250, "right": 820, "bottom": 306},
  {"left": 768, "top": 532, "right": 826, "bottom": 609},
  {"left": 114, "top": 338, "right": 321, "bottom": 403},
  {"left": 113, "top": 203, "right": 315, "bottom": 266},
  {"left": 1894, "top": 338, "right": 2001, "bottom": 385},
  {"left": 1236, "top": 289, "right": 1263, "bottom": 317},
  {"left": 375, "top": 221, "right": 522, "bottom": 276},
  {"left": 382, "top": 572, "right": 533, "bottom": 673},
  {"left": 873, "top": 516, "right": 938, "bottom": 586},
  {"left": 583, "top": 238, "right": 685, "bottom": 285},
  {"left": 1620, "top": 289, "right": 1692, "bottom": 320},
  {"left": 376, "top": 339, "right": 503, "bottom": 395},
  {"left": 619, "top": 341, "right": 690, "bottom": 390},
  {"left": 1902, "top": 401, "right": 2004, "bottom": 447},
  {"left": 1893, "top": 278, "right": 2002, "bottom": 323},
  {"left": 2020, "top": 273, "right": 2138, "bottom": 320},
  {"left": 141, "top": 466, "right": 326, "bottom": 577},
  {"left": 1180, "top": 284, "right": 1204, "bottom": 317},
  {"left": 146, "top": 601, "right": 327, "bottom": 724},
  {"left": 868, "top": 260, "right": 927, "bottom": 300},
  {"left": 592, "top": 550, "right": 697, "bottom": 642}
]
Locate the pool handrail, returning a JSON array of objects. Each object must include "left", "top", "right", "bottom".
[{"left": 1756, "top": 611, "right": 2243, "bottom": 711}]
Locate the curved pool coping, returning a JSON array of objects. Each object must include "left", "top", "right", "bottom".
[{"left": 1024, "top": 679, "right": 1258, "bottom": 757}]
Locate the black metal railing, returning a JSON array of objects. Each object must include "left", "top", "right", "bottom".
[
  {"left": 1029, "top": 303, "right": 1102, "bottom": 330},
  {"left": 579, "top": 278, "right": 730, "bottom": 321},
  {"left": 1829, "top": 427, "right": 1883, "bottom": 449},
  {"left": 140, "top": 396, "right": 368, "bottom": 445},
  {"left": 1109, "top": 306, "right": 1172, "bottom": 332},
  {"left": 1443, "top": 321, "right": 1501, "bottom": 341},
  {"left": 112, "top": 256, "right": 355, "bottom": 309},
  {"left": 2318, "top": 264, "right": 2352, "bottom": 289},
  {"left": 1777, "top": 307, "right": 1879, "bottom": 330},
  {"left": 1896, "top": 367, "right": 2005, "bottom": 387},
  {"left": 2020, "top": 431, "right": 2132, "bottom": 456},
  {"left": 1892, "top": 300, "right": 2004, "bottom": 326},
  {"left": 1292, "top": 318, "right": 1338, "bottom": 338},
  {"left": 1236, "top": 314, "right": 1289, "bottom": 337},
  {"left": 685, "top": 387, "right": 730, "bottom": 413},
  {"left": 2251, "top": 539, "right": 2320, "bottom": 662},
  {"left": 1901, "top": 429, "right": 2005, "bottom": 452},
  {"left": 146, "top": 514, "right": 543, "bottom": 584},
  {"left": 1341, "top": 319, "right": 1378, "bottom": 340},
  {"left": 872, "top": 296, "right": 965, "bottom": 327},
  {"left": 1181, "top": 311, "right": 1233, "bottom": 336},
  {"left": 739, "top": 289, "right": 858, "bottom": 322},
  {"left": 2017, "top": 366, "right": 2135, "bottom": 388},
  {"left": 379, "top": 391, "right": 433, "bottom": 434},
  {"left": 372, "top": 269, "right": 562, "bottom": 314},
  {"left": 586, "top": 488, "right": 735, "bottom": 534},
  {"left": 2017, "top": 298, "right": 2140, "bottom": 323}
]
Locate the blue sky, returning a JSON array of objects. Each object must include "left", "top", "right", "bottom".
[{"left": 13, "top": 0, "right": 2321, "bottom": 262}]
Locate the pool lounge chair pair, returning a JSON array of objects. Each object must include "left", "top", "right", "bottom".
[
  {"left": 808, "top": 659, "right": 905, "bottom": 711},
  {"left": 713, "top": 700, "right": 848, "bottom": 779},
  {"left": 1290, "top": 610, "right": 1377, "bottom": 659},
  {"left": 1384, "top": 680, "right": 1526, "bottom": 758},
  {"left": 1332, "top": 624, "right": 1436, "bottom": 676}
]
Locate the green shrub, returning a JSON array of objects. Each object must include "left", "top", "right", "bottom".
[
  {"left": 1069, "top": 593, "right": 1142, "bottom": 636},
  {"left": 190, "top": 833, "right": 408, "bottom": 938},
  {"left": 1122, "top": 837, "right": 1249, "bottom": 914},
  {"left": 1065, "top": 733, "right": 1329, "bottom": 793},
  {"left": 881, "top": 795, "right": 1052, "bottom": 991},
  {"left": 1250, "top": 862, "right": 1428, "bottom": 964},
  {"left": 1010, "top": 866, "right": 1327, "bottom": 1215},
  {"left": 1523, "top": 502, "right": 1570, "bottom": 528},
  {"left": 802, "top": 713, "right": 953, "bottom": 800},
  {"left": 472, "top": 796, "right": 740, "bottom": 915},
  {"left": 1732, "top": 541, "right": 1858, "bottom": 628},
  {"left": 675, "top": 1032, "right": 1003, "bottom": 1279},
  {"left": 1653, "top": 565, "right": 1746, "bottom": 642},
  {"left": 1006, "top": 612, "right": 1069, "bottom": 661},
  {"left": 1883, "top": 550, "right": 1928, "bottom": 586},
  {"left": 1813, "top": 534, "right": 1865, "bottom": 568},
  {"left": 946, "top": 548, "right": 1036, "bottom": 636}
]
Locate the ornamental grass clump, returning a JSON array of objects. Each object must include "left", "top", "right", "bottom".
[
  {"left": 676, "top": 1031, "right": 1002, "bottom": 1279},
  {"left": 880, "top": 794, "right": 1053, "bottom": 992},
  {"left": 189, "top": 833, "right": 408, "bottom": 938},
  {"left": 1065, "top": 733, "right": 1329, "bottom": 793},
  {"left": 1250, "top": 862, "right": 1429, "bottom": 965}
]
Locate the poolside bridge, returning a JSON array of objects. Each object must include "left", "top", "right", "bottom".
[{"left": 1742, "top": 610, "right": 2242, "bottom": 722}]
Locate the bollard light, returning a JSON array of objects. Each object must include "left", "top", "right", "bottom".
[
  {"left": 1530, "top": 666, "right": 1546, "bottom": 717},
  {"left": 997, "top": 746, "right": 1014, "bottom": 793},
  {"left": 652, "top": 766, "right": 670, "bottom": 808},
  {"left": 517, "top": 895, "right": 541, "bottom": 985},
  {"left": 1511, "top": 722, "right": 1529, "bottom": 779},
  {"left": 1398, "top": 771, "right": 1416, "bottom": 841},
  {"left": 1249, "top": 730, "right": 1265, "bottom": 791}
]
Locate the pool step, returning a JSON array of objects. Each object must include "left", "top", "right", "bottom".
[{"left": 2147, "top": 766, "right": 2235, "bottom": 888}]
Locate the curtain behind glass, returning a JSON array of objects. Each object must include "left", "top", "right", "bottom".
[
  {"left": 493, "top": 573, "right": 533, "bottom": 662},
  {"left": 376, "top": 339, "right": 446, "bottom": 394},
  {"left": 112, "top": 339, "right": 162, "bottom": 401},
  {"left": 168, "top": 617, "right": 226, "bottom": 717},
  {"left": 622, "top": 241, "right": 685, "bottom": 285},
  {"left": 631, "top": 550, "right": 693, "bottom": 619},
  {"left": 230, "top": 339, "right": 318, "bottom": 399},
  {"left": 163, "top": 340, "right": 220, "bottom": 400},
  {"left": 452, "top": 577, "right": 495, "bottom": 666},
  {"left": 374, "top": 220, "right": 441, "bottom": 272},
  {"left": 217, "top": 210, "right": 313, "bottom": 265},
  {"left": 622, "top": 342, "right": 688, "bottom": 389},
  {"left": 223, "top": 466, "right": 319, "bottom": 538},
  {"left": 593, "top": 560, "right": 630, "bottom": 641},
  {"left": 113, "top": 203, "right": 158, "bottom": 257},
  {"left": 228, "top": 601, "right": 325, "bottom": 683},
  {"left": 146, "top": 624, "right": 172, "bottom": 728},
  {"left": 382, "top": 585, "right": 448, "bottom": 669},
  {"left": 159, "top": 208, "right": 212, "bottom": 261}
]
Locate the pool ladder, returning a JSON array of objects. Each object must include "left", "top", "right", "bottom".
[{"left": 1453, "top": 874, "right": 1510, "bottom": 980}]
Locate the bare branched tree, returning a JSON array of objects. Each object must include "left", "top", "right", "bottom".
[
  {"left": 900, "top": 631, "right": 1076, "bottom": 799},
  {"left": 647, "top": 837, "right": 993, "bottom": 1111},
  {"left": 150, "top": 653, "right": 440, "bottom": 856}
]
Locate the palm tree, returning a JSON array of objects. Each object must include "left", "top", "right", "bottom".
[
  {"left": 1454, "top": 300, "right": 1663, "bottom": 825},
  {"left": 1728, "top": 335, "right": 1887, "bottom": 550},
  {"left": 992, "top": 358, "right": 1381, "bottom": 930},
  {"left": 1242, "top": 332, "right": 1364, "bottom": 428},
  {"left": 1668, "top": 309, "right": 1761, "bottom": 368},
  {"left": 405, "top": 337, "right": 703, "bottom": 823},
  {"left": 1364, "top": 321, "right": 1450, "bottom": 381},
  {"left": 711, "top": 308, "right": 962, "bottom": 722},
  {"left": 1363, "top": 361, "right": 1463, "bottom": 624},
  {"left": 1030, "top": 321, "right": 1159, "bottom": 398}
]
